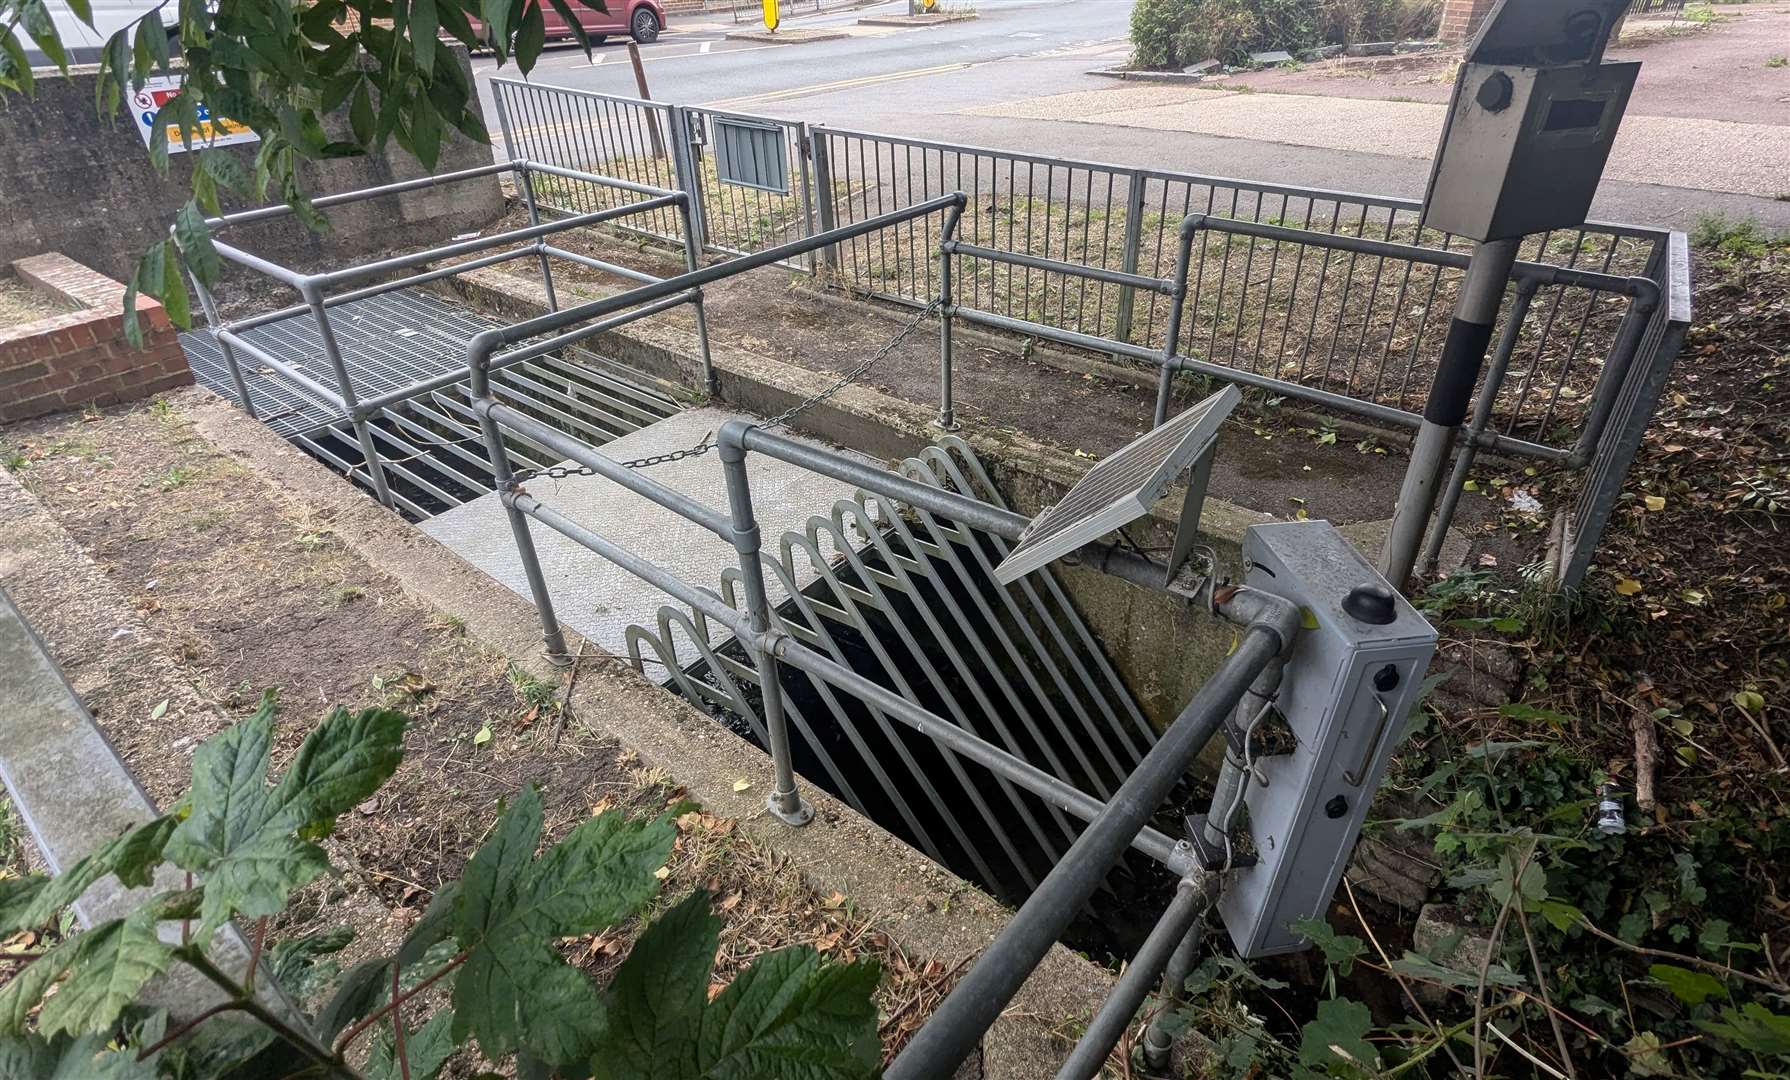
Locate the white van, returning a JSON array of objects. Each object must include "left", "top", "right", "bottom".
[{"left": 25, "top": 0, "right": 179, "bottom": 67}]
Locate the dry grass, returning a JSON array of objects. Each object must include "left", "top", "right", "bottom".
[{"left": 0, "top": 274, "right": 76, "bottom": 330}]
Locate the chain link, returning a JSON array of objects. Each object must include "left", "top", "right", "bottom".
[{"left": 510, "top": 300, "right": 940, "bottom": 486}]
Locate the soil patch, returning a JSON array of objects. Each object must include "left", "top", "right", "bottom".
[
  {"left": 0, "top": 273, "right": 76, "bottom": 329},
  {"left": 0, "top": 394, "right": 968, "bottom": 1067}
]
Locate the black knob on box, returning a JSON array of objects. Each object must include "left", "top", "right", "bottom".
[{"left": 1342, "top": 583, "right": 1397, "bottom": 625}]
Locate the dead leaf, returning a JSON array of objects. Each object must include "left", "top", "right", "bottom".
[{"left": 1615, "top": 578, "right": 1643, "bottom": 596}]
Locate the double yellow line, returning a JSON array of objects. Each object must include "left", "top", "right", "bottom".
[{"left": 704, "top": 62, "right": 971, "bottom": 109}]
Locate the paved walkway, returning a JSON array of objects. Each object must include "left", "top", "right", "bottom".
[{"left": 966, "top": 84, "right": 1790, "bottom": 199}]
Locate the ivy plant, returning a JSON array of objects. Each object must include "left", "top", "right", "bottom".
[
  {"left": 0, "top": 0, "right": 600, "bottom": 343},
  {"left": 0, "top": 691, "right": 882, "bottom": 1079}
]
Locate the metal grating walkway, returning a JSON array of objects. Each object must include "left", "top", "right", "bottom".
[
  {"left": 181, "top": 288, "right": 685, "bottom": 520},
  {"left": 181, "top": 290, "right": 507, "bottom": 438}
]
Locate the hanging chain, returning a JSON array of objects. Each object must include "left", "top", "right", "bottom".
[{"left": 510, "top": 299, "right": 940, "bottom": 485}]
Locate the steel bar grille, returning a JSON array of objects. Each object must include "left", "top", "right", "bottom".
[{"left": 626, "top": 437, "right": 1172, "bottom": 923}]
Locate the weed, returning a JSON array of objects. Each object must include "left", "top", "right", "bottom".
[
  {"left": 1683, "top": 1, "right": 1722, "bottom": 23},
  {"left": 293, "top": 529, "right": 335, "bottom": 552},
  {"left": 1, "top": 448, "right": 27, "bottom": 472},
  {"left": 1690, "top": 213, "right": 1781, "bottom": 257},
  {"left": 157, "top": 464, "right": 198, "bottom": 491},
  {"left": 1768, "top": 55, "right": 1789, "bottom": 68},
  {"left": 324, "top": 584, "right": 365, "bottom": 607},
  {"left": 507, "top": 661, "right": 561, "bottom": 714},
  {"left": 432, "top": 612, "right": 468, "bottom": 636},
  {"left": 147, "top": 396, "right": 177, "bottom": 422},
  {"left": 187, "top": 507, "right": 228, "bottom": 531}
]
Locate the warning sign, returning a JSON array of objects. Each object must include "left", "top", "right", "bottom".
[{"left": 132, "top": 76, "right": 258, "bottom": 153}]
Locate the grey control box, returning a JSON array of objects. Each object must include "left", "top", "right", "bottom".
[
  {"left": 1421, "top": 0, "right": 1637, "bottom": 242},
  {"left": 1217, "top": 522, "right": 1438, "bottom": 958}
]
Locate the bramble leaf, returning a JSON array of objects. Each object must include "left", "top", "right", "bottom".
[
  {"left": 365, "top": 1010, "right": 456, "bottom": 1080},
  {"left": 450, "top": 787, "right": 673, "bottom": 1068},
  {"left": 1697, "top": 1002, "right": 1790, "bottom": 1057},
  {"left": 1295, "top": 997, "right": 1375, "bottom": 1076},
  {"left": 0, "top": 814, "right": 176, "bottom": 936},
  {"left": 161, "top": 692, "right": 403, "bottom": 942},
  {"left": 0, "top": 1029, "right": 155, "bottom": 1079},
  {"left": 1649, "top": 963, "right": 1725, "bottom": 1006},
  {"left": 35, "top": 908, "right": 173, "bottom": 1037},
  {"left": 591, "top": 890, "right": 883, "bottom": 1080}
]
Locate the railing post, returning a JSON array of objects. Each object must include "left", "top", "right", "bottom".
[
  {"left": 669, "top": 107, "right": 709, "bottom": 253},
  {"left": 188, "top": 269, "right": 256, "bottom": 419},
  {"left": 1114, "top": 170, "right": 1148, "bottom": 345},
  {"left": 676, "top": 194, "right": 720, "bottom": 399},
  {"left": 810, "top": 128, "right": 841, "bottom": 277},
  {"left": 302, "top": 282, "right": 392, "bottom": 509},
  {"left": 795, "top": 121, "right": 818, "bottom": 274},
  {"left": 514, "top": 163, "right": 560, "bottom": 313},
  {"left": 718, "top": 422, "right": 813, "bottom": 827},
  {"left": 937, "top": 204, "right": 964, "bottom": 430}
]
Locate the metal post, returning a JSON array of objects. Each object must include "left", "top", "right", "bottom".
[
  {"left": 795, "top": 121, "right": 818, "bottom": 273},
  {"left": 1113, "top": 171, "right": 1147, "bottom": 346},
  {"left": 676, "top": 194, "right": 719, "bottom": 399},
  {"left": 1056, "top": 873, "right": 1219, "bottom": 1080},
  {"left": 1152, "top": 217, "right": 1199, "bottom": 426},
  {"left": 302, "top": 283, "right": 393, "bottom": 508},
  {"left": 885, "top": 622, "right": 1288, "bottom": 1080},
  {"left": 1420, "top": 277, "right": 1538, "bottom": 575},
  {"left": 627, "top": 43, "right": 667, "bottom": 159},
  {"left": 717, "top": 420, "right": 812, "bottom": 826},
  {"left": 466, "top": 334, "right": 574, "bottom": 666},
  {"left": 515, "top": 164, "right": 560, "bottom": 312},
  {"left": 1141, "top": 909, "right": 1208, "bottom": 1070},
  {"left": 1379, "top": 237, "right": 1520, "bottom": 590},
  {"left": 188, "top": 270, "right": 255, "bottom": 418},
  {"left": 669, "top": 108, "right": 709, "bottom": 253},
  {"left": 810, "top": 132, "right": 841, "bottom": 276},
  {"left": 936, "top": 203, "right": 963, "bottom": 430}
]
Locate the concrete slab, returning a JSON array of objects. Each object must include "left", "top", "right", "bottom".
[{"left": 421, "top": 407, "right": 870, "bottom": 658}]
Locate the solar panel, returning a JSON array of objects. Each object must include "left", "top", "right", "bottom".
[{"left": 992, "top": 385, "right": 1240, "bottom": 584}]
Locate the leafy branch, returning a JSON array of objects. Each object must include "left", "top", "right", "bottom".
[
  {"left": 0, "top": 689, "right": 884, "bottom": 1079},
  {"left": 0, "top": 0, "right": 612, "bottom": 345}
]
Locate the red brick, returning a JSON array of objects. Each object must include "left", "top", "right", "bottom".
[{"left": 0, "top": 360, "right": 49, "bottom": 389}]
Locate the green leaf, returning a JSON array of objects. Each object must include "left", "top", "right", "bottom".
[
  {"left": 317, "top": 958, "right": 396, "bottom": 1043},
  {"left": 480, "top": 0, "right": 514, "bottom": 59},
  {"left": 35, "top": 909, "right": 174, "bottom": 1037},
  {"left": 267, "top": 926, "right": 355, "bottom": 999},
  {"left": 0, "top": 815, "right": 177, "bottom": 936},
  {"left": 0, "top": 1030, "right": 156, "bottom": 1079},
  {"left": 450, "top": 789, "right": 673, "bottom": 1066},
  {"left": 700, "top": 946, "right": 881, "bottom": 1078},
  {"left": 591, "top": 891, "right": 882, "bottom": 1080},
  {"left": 349, "top": 81, "right": 376, "bottom": 147},
  {"left": 1295, "top": 997, "right": 1375, "bottom": 1074},
  {"left": 412, "top": 0, "right": 439, "bottom": 78},
  {"left": 1389, "top": 951, "right": 1525, "bottom": 989},
  {"left": 161, "top": 693, "right": 404, "bottom": 943},
  {"left": 1649, "top": 963, "right": 1725, "bottom": 1006},
  {"left": 20, "top": 0, "right": 68, "bottom": 73},
  {"left": 173, "top": 202, "right": 220, "bottom": 289},
  {"left": 365, "top": 1010, "right": 457, "bottom": 1080},
  {"left": 593, "top": 891, "right": 722, "bottom": 1078},
  {"left": 0, "top": 30, "right": 36, "bottom": 96},
  {"left": 134, "top": 16, "right": 171, "bottom": 79},
  {"left": 0, "top": 937, "right": 76, "bottom": 1034},
  {"left": 1698, "top": 1002, "right": 1790, "bottom": 1057},
  {"left": 514, "top": 0, "right": 545, "bottom": 73},
  {"left": 200, "top": 149, "right": 249, "bottom": 197},
  {"left": 1289, "top": 917, "right": 1364, "bottom": 977},
  {"left": 1537, "top": 900, "right": 1584, "bottom": 934}
]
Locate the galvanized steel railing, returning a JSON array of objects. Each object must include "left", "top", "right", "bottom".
[{"left": 484, "top": 76, "right": 1688, "bottom": 587}]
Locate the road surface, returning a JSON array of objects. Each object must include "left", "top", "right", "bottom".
[{"left": 472, "top": 0, "right": 1790, "bottom": 232}]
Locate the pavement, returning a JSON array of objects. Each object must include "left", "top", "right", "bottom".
[{"left": 473, "top": 0, "right": 1790, "bottom": 232}]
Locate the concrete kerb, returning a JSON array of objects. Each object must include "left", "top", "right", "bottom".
[
  {"left": 176, "top": 389, "right": 1122, "bottom": 1077},
  {"left": 0, "top": 469, "right": 309, "bottom": 1031},
  {"left": 856, "top": 11, "right": 978, "bottom": 25},
  {"left": 725, "top": 27, "right": 852, "bottom": 42}
]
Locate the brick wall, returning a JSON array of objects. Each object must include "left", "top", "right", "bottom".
[
  {"left": 1, "top": 254, "right": 192, "bottom": 424},
  {"left": 1439, "top": 0, "right": 1497, "bottom": 41}
]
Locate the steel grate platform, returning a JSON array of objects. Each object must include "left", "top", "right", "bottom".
[{"left": 180, "top": 289, "right": 510, "bottom": 438}]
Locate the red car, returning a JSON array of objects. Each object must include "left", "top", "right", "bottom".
[{"left": 473, "top": 0, "right": 665, "bottom": 46}]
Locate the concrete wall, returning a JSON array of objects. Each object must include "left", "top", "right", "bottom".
[
  {"left": 1, "top": 254, "right": 191, "bottom": 423},
  {"left": 0, "top": 49, "right": 505, "bottom": 285}
]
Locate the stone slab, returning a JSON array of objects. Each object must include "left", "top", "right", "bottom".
[{"left": 421, "top": 407, "right": 871, "bottom": 659}]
